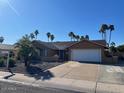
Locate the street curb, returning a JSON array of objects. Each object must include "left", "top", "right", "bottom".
[
  {"left": 1, "top": 77, "right": 124, "bottom": 93},
  {"left": 0, "top": 78, "right": 95, "bottom": 93}
]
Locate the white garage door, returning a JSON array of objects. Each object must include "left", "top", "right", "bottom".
[{"left": 71, "top": 49, "right": 101, "bottom": 62}]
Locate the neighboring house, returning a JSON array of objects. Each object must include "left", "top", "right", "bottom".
[
  {"left": 33, "top": 40, "right": 108, "bottom": 63},
  {"left": 0, "top": 44, "right": 14, "bottom": 53}
]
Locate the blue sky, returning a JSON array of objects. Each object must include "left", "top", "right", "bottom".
[{"left": 0, "top": 0, "right": 123, "bottom": 45}]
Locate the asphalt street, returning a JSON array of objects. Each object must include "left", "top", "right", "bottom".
[{"left": 0, "top": 81, "right": 82, "bottom": 93}]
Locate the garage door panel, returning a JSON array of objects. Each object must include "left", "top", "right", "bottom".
[{"left": 71, "top": 49, "right": 101, "bottom": 62}]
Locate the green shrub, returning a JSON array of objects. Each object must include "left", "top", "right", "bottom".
[
  {"left": 9, "top": 58, "right": 16, "bottom": 67},
  {"left": 0, "top": 58, "right": 5, "bottom": 67}
]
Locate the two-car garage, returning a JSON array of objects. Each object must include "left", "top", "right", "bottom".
[
  {"left": 68, "top": 40, "right": 106, "bottom": 63},
  {"left": 71, "top": 49, "right": 101, "bottom": 62}
]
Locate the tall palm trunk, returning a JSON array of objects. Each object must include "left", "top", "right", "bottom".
[
  {"left": 71, "top": 36, "right": 73, "bottom": 41},
  {"left": 36, "top": 35, "right": 37, "bottom": 40},
  {"left": 48, "top": 37, "right": 49, "bottom": 42},
  {"left": 24, "top": 57, "right": 30, "bottom": 68},
  {"left": 102, "top": 33, "right": 104, "bottom": 40},
  {"left": 104, "top": 32, "right": 107, "bottom": 42},
  {"left": 109, "top": 31, "right": 112, "bottom": 46},
  {"left": 71, "top": 36, "right": 74, "bottom": 41}
]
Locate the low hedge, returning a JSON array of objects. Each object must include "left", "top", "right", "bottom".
[
  {"left": 9, "top": 58, "right": 16, "bottom": 67},
  {"left": 0, "top": 58, "right": 5, "bottom": 67}
]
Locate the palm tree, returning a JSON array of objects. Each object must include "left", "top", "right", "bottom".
[
  {"left": 50, "top": 34, "right": 55, "bottom": 42},
  {"left": 99, "top": 27, "right": 104, "bottom": 39},
  {"left": 68, "top": 32, "right": 74, "bottom": 41},
  {"left": 0, "top": 36, "right": 4, "bottom": 44},
  {"left": 15, "top": 34, "right": 36, "bottom": 67},
  {"left": 108, "top": 25, "right": 114, "bottom": 46},
  {"left": 30, "top": 33, "right": 35, "bottom": 40},
  {"left": 110, "top": 42, "right": 116, "bottom": 56},
  {"left": 99, "top": 24, "right": 109, "bottom": 41},
  {"left": 80, "top": 36, "right": 85, "bottom": 41},
  {"left": 72, "top": 34, "right": 76, "bottom": 41},
  {"left": 46, "top": 32, "right": 51, "bottom": 42},
  {"left": 85, "top": 35, "right": 89, "bottom": 40},
  {"left": 111, "top": 42, "right": 116, "bottom": 47},
  {"left": 34, "top": 30, "right": 39, "bottom": 39},
  {"left": 75, "top": 35, "right": 80, "bottom": 41}
]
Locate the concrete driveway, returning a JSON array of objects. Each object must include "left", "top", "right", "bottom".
[
  {"left": 49, "top": 61, "right": 124, "bottom": 85},
  {"left": 98, "top": 65, "right": 124, "bottom": 85},
  {"left": 49, "top": 61, "right": 99, "bottom": 81}
]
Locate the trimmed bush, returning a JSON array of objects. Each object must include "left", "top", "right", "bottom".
[
  {"left": 9, "top": 58, "right": 16, "bottom": 67},
  {"left": 0, "top": 58, "right": 5, "bottom": 67}
]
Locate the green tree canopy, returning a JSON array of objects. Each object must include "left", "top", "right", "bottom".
[
  {"left": 85, "top": 35, "right": 89, "bottom": 40},
  {"left": 34, "top": 30, "right": 39, "bottom": 39},
  {"left": 80, "top": 36, "right": 85, "bottom": 41},
  {"left": 15, "top": 34, "right": 37, "bottom": 67},
  {"left": 117, "top": 44, "right": 124, "bottom": 52},
  {"left": 75, "top": 35, "right": 80, "bottom": 41},
  {"left": 0, "top": 36, "right": 4, "bottom": 44},
  {"left": 50, "top": 34, "right": 55, "bottom": 42},
  {"left": 46, "top": 32, "right": 51, "bottom": 42}
]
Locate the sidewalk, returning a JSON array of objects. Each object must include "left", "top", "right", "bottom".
[
  {"left": 0, "top": 71, "right": 96, "bottom": 93},
  {"left": 0, "top": 71, "right": 124, "bottom": 93},
  {"left": 0, "top": 71, "right": 11, "bottom": 78}
]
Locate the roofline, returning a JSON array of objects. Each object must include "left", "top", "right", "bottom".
[
  {"left": 33, "top": 40, "right": 108, "bottom": 50},
  {"left": 0, "top": 49, "right": 15, "bottom": 51},
  {"left": 66, "top": 39, "right": 108, "bottom": 49},
  {"left": 32, "top": 40, "right": 59, "bottom": 50}
]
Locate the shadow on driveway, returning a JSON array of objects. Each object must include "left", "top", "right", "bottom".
[
  {"left": 4, "top": 74, "right": 15, "bottom": 79},
  {"left": 25, "top": 66, "right": 54, "bottom": 80}
]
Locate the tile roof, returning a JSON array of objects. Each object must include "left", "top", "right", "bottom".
[{"left": 0, "top": 44, "right": 14, "bottom": 51}]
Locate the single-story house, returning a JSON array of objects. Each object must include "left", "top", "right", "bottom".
[
  {"left": 32, "top": 40, "right": 108, "bottom": 63},
  {"left": 0, "top": 44, "right": 15, "bottom": 56}
]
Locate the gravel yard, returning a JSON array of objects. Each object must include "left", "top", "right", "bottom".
[{"left": 0, "top": 61, "right": 64, "bottom": 75}]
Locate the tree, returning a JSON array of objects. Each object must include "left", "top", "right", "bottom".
[
  {"left": 99, "top": 24, "right": 109, "bottom": 41},
  {"left": 75, "top": 35, "right": 80, "bottom": 41},
  {"left": 15, "top": 34, "right": 36, "bottom": 67},
  {"left": 30, "top": 33, "right": 35, "bottom": 40},
  {"left": 0, "top": 36, "right": 4, "bottom": 44},
  {"left": 46, "top": 32, "right": 51, "bottom": 42},
  {"left": 50, "top": 34, "right": 55, "bottom": 42},
  {"left": 110, "top": 42, "right": 117, "bottom": 55},
  {"left": 68, "top": 32, "right": 74, "bottom": 41},
  {"left": 117, "top": 44, "right": 124, "bottom": 52},
  {"left": 72, "top": 34, "right": 76, "bottom": 41},
  {"left": 34, "top": 30, "right": 39, "bottom": 39},
  {"left": 85, "top": 35, "right": 89, "bottom": 40},
  {"left": 111, "top": 42, "right": 116, "bottom": 47},
  {"left": 108, "top": 25, "right": 114, "bottom": 46},
  {"left": 80, "top": 36, "right": 85, "bottom": 41}
]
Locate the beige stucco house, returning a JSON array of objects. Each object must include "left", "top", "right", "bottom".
[{"left": 0, "top": 44, "right": 15, "bottom": 56}]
